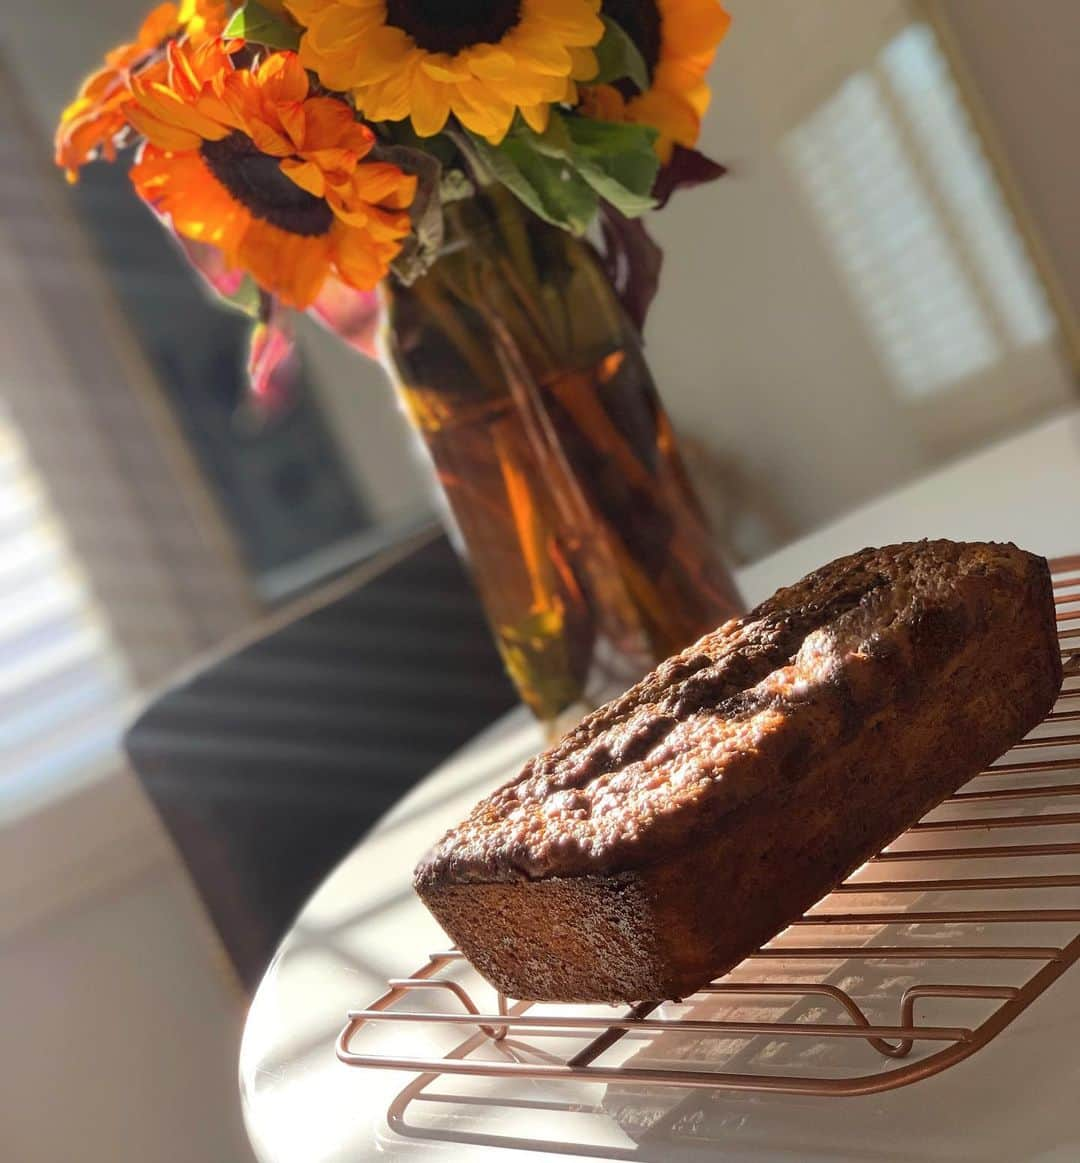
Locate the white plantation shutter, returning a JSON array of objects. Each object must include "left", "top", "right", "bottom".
[
  {"left": 0, "top": 63, "right": 258, "bottom": 818},
  {"left": 0, "top": 412, "right": 132, "bottom": 816},
  {"left": 782, "top": 23, "right": 1060, "bottom": 404}
]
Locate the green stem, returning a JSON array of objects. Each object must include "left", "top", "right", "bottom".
[{"left": 409, "top": 275, "right": 504, "bottom": 396}]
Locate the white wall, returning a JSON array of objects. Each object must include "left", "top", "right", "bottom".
[
  {"left": 647, "top": 0, "right": 1075, "bottom": 536},
  {"left": 1, "top": 771, "right": 255, "bottom": 1163},
  {"left": 2, "top": 872, "right": 255, "bottom": 1163},
  {"left": 646, "top": 39, "right": 929, "bottom": 532},
  {"left": 939, "top": 0, "right": 1080, "bottom": 326}
]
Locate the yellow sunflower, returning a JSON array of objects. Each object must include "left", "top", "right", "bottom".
[
  {"left": 581, "top": 0, "right": 730, "bottom": 161},
  {"left": 287, "top": 0, "right": 605, "bottom": 143},
  {"left": 54, "top": 0, "right": 232, "bottom": 180},
  {"left": 127, "top": 41, "right": 417, "bottom": 308}
]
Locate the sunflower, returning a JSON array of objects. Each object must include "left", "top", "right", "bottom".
[
  {"left": 179, "top": 0, "right": 233, "bottom": 43},
  {"left": 288, "top": 0, "right": 605, "bottom": 143},
  {"left": 127, "top": 42, "right": 417, "bottom": 309},
  {"left": 580, "top": 0, "right": 730, "bottom": 161},
  {"left": 54, "top": 0, "right": 231, "bottom": 180}
]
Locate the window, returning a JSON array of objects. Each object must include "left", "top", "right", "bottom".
[
  {"left": 0, "top": 408, "right": 131, "bottom": 820},
  {"left": 783, "top": 23, "right": 1057, "bottom": 402}
]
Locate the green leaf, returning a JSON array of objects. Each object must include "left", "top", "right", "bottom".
[
  {"left": 561, "top": 115, "right": 660, "bottom": 218},
  {"left": 468, "top": 111, "right": 659, "bottom": 231},
  {"left": 510, "top": 113, "right": 658, "bottom": 218},
  {"left": 224, "top": 1, "right": 300, "bottom": 49},
  {"left": 533, "top": 112, "right": 575, "bottom": 160},
  {"left": 592, "top": 16, "right": 650, "bottom": 91},
  {"left": 469, "top": 133, "right": 598, "bottom": 235}
]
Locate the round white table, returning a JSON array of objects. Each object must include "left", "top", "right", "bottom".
[{"left": 241, "top": 411, "right": 1080, "bottom": 1163}]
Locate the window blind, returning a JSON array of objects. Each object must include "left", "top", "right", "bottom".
[
  {"left": 0, "top": 410, "right": 131, "bottom": 818},
  {"left": 783, "top": 23, "right": 1056, "bottom": 402}
]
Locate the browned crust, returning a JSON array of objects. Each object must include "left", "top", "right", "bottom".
[{"left": 416, "top": 541, "right": 1062, "bottom": 1002}]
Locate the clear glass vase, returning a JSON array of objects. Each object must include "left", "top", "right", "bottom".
[{"left": 382, "top": 189, "right": 741, "bottom": 726}]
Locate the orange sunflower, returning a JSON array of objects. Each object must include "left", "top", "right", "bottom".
[
  {"left": 581, "top": 0, "right": 730, "bottom": 161},
  {"left": 287, "top": 0, "right": 605, "bottom": 143},
  {"left": 127, "top": 41, "right": 417, "bottom": 308},
  {"left": 179, "top": 0, "right": 233, "bottom": 42},
  {"left": 54, "top": 0, "right": 231, "bottom": 180}
]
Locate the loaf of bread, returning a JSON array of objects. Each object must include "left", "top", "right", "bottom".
[{"left": 414, "top": 541, "right": 1062, "bottom": 1003}]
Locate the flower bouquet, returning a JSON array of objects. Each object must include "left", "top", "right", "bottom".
[{"left": 57, "top": 0, "right": 741, "bottom": 724}]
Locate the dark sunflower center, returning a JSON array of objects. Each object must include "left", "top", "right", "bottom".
[
  {"left": 602, "top": 0, "right": 661, "bottom": 97},
  {"left": 384, "top": 0, "right": 522, "bottom": 55},
  {"left": 200, "top": 133, "right": 333, "bottom": 237}
]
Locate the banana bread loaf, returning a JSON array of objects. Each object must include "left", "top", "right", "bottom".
[{"left": 414, "top": 540, "right": 1062, "bottom": 1002}]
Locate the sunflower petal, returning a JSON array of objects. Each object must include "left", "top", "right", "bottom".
[
  {"left": 408, "top": 73, "right": 452, "bottom": 137},
  {"left": 519, "top": 102, "right": 550, "bottom": 134},
  {"left": 419, "top": 52, "right": 471, "bottom": 82},
  {"left": 126, "top": 109, "right": 206, "bottom": 151},
  {"left": 349, "top": 162, "right": 418, "bottom": 208},
  {"left": 356, "top": 69, "right": 413, "bottom": 122},
  {"left": 280, "top": 157, "right": 326, "bottom": 198},
  {"left": 462, "top": 46, "right": 517, "bottom": 81},
  {"left": 285, "top": 0, "right": 337, "bottom": 24},
  {"left": 332, "top": 222, "right": 391, "bottom": 291},
  {"left": 257, "top": 51, "right": 310, "bottom": 105},
  {"left": 240, "top": 221, "right": 332, "bottom": 308},
  {"left": 300, "top": 97, "right": 372, "bottom": 153},
  {"left": 310, "top": 20, "right": 410, "bottom": 82},
  {"left": 131, "top": 146, "right": 249, "bottom": 249},
  {"left": 503, "top": 32, "right": 572, "bottom": 77}
]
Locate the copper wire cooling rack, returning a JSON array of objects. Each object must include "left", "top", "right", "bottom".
[{"left": 338, "top": 554, "right": 1080, "bottom": 1101}]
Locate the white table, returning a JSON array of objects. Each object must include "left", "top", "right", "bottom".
[{"left": 240, "top": 410, "right": 1080, "bottom": 1163}]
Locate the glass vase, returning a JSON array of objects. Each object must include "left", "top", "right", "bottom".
[{"left": 382, "top": 189, "right": 742, "bottom": 726}]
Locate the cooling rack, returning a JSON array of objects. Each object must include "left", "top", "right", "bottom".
[{"left": 338, "top": 554, "right": 1080, "bottom": 1105}]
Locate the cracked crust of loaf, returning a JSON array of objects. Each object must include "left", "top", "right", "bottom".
[{"left": 415, "top": 540, "right": 1062, "bottom": 1002}]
